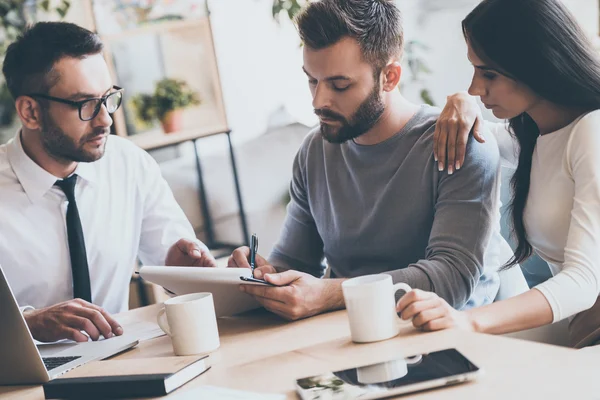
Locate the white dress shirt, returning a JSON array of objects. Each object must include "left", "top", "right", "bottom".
[
  {"left": 488, "top": 111, "right": 600, "bottom": 322},
  {"left": 0, "top": 133, "right": 202, "bottom": 314}
]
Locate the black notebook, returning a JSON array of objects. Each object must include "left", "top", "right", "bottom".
[{"left": 43, "top": 355, "right": 209, "bottom": 399}]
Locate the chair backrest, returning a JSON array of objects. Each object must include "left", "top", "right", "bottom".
[{"left": 503, "top": 319, "right": 571, "bottom": 347}]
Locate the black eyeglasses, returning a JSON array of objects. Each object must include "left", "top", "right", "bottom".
[{"left": 27, "top": 86, "right": 124, "bottom": 121}]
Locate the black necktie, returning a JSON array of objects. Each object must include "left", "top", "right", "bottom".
[{"left": 55, "top": 175, "right": 92, "bottom": 302}]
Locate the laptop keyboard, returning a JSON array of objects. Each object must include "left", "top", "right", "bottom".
[{"left": 42, "top": 356, "right": 81, "bottom": 371}]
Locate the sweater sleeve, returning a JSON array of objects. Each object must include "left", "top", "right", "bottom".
[
  {"left": 268, "top": 143, "right": 326, "bottom": 277},
  {"left": 387, "top": 135, "right": 501, "bottom": 309},
  {"left": 534, "top": 113, "right": 600, "bottom": 322}
]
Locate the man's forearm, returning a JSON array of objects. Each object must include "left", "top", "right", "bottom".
[{"left": 322, "top": 278, "right": 347, "bottom": 312}]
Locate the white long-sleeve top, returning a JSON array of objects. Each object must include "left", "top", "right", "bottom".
[{"left": 488, "top": 111, "right": 600, "bottom": 322}]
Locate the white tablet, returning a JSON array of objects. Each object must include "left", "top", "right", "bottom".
[
  {"left": 295, "top": 348, "right": 482, "bottom": 399},
  {"left": 139, "top": 266, "right": 267, "bottom": 317}
]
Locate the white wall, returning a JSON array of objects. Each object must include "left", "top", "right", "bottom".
[
  {"left": 209, "top": 0, "right": 315, "bottom": 146},
  {"left": 399, "top": 1, "right": 480, "bottom": 107},
  {"left": 563, "top": 0, "right": 599, "bottom": 38}
]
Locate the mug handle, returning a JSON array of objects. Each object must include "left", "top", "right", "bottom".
[
  {"left": 157, "top": 308, "right": 172, "bottom": 336},
  {"left": 393, "top": 283, "right": 412, "bottom": 321}
]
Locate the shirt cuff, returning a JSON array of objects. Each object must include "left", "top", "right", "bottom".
[{"left": 20, "top": 305, "right": 35, "bottom": 313}]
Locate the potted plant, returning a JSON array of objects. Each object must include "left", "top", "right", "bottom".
[{"left": 131, "top": 78, "right": 201, "bottom": 134}]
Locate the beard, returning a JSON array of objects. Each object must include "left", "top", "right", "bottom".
[
  {"left": 315, "top": 82, "right": 385, "bottom": 144},
  {"left": 40, "top": 110, "right": 108, "bottom": 163}
]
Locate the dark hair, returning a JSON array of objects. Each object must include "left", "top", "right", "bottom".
[
  {"left": 2, "top": 21, "right": 103, "bottom": 99},
  {"left": 295, "top": 0, "right": 403, "bottom": 72},
  {"left": 463, "top": 0, "right": 600, "bottom": 268}
]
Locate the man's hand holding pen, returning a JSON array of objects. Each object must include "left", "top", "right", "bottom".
[
  {"left": 227, "top": 245, "right": 274, "bottom": 273},
  {"left": 228, "top": 239, "right": 346, "bottom": 321}
]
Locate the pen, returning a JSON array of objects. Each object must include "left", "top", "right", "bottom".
[{"left": 250, "top": 233, "right": 258, "bottom": 276}]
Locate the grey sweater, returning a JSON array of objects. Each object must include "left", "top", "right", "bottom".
[{"left": 269, "top": 105, "right": 510, "bottom": 309}]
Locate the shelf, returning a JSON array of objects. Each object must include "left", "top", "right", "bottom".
[{"left": 126, "top": 123, "right": 230, "bottom": 151}]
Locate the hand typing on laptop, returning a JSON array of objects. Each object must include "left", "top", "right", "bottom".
[{"left": 23, "top": 299, "right": 123, "bottom": 343}]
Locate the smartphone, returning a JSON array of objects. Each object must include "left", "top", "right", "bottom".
[
  {"left": 296, "top": 348, "right": 482, "bottom": 400},
  {"left": 239, "top": 276, "right": 276, "bottom": 286}
]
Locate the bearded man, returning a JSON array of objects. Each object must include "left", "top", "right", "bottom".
[
  {"left": 227, "top": 0, "right": 513, "bottom": 321},
  {"left": 0, "top": 22, "right": 216, "bottom": 343}
]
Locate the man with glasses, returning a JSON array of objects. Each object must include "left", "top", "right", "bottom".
[
  {"left": 28, "top": 86, "right": 124, "bottom": 124},
  {"left": 0, "top": 22, "right": 216, "bottom": 343}
]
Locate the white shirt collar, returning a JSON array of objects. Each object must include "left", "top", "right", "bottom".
[
  {"left": 74, "top": 158, "right": 97, "bottom": 187},
  {"left": 6, "top": 132, "right": 97, "bottom": 204}
]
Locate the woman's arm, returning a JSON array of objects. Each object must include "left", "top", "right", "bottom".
[
  {"left": 467, "top": 288, "right": 553, "bottom": 334},
  {"left": 435, "top": 92, "right": 518, "bottom": 171},
  {"left": 399, "top": 113, "right": 600, "bottom": 333},
  {"left": 396, "top": 287, "right": 553, "bottom": 334}
]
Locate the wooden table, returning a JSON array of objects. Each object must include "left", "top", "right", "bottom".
[{"left": 2, "top": 304, "right": 599, "bottom": 399}]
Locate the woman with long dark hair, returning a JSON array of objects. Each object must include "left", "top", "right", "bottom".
[{"left": 396, "top": 0, "right": 600, "bottom": 347}]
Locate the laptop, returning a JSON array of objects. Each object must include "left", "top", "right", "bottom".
[{"left": 0, "top": 266, "right": 139, "bottom": 385}]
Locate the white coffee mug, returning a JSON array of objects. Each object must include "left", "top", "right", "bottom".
[
  {"left": 157, "top": 292, "right": 220, "bottom": 356},
  {"left": 342, "top": 274, "right": 411, "bottom": 343},
  {"left": 357, "top": 359, "right": 408, "bottom": 384},
  {"left": 356, "top": 354, "right": 423, "bottom": 384}
]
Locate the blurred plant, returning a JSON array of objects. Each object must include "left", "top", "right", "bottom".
[
  {"left": 272, "top": 0, "right": 305, "bottom": 23},
  {"left": 403, "top": 39, "right": 434, "bottom": 105},
  {"left": 130, "top": 93, "right": 156, "bottom": 128},
  {"left": 0, "top": 0, "right": 71, "bottom": 127},
  {"left": 1, "top": 0, "right": 71, "bottom": 54},
  {"left": 130, "top": 78, "right": 200, "bottom": 127}
]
